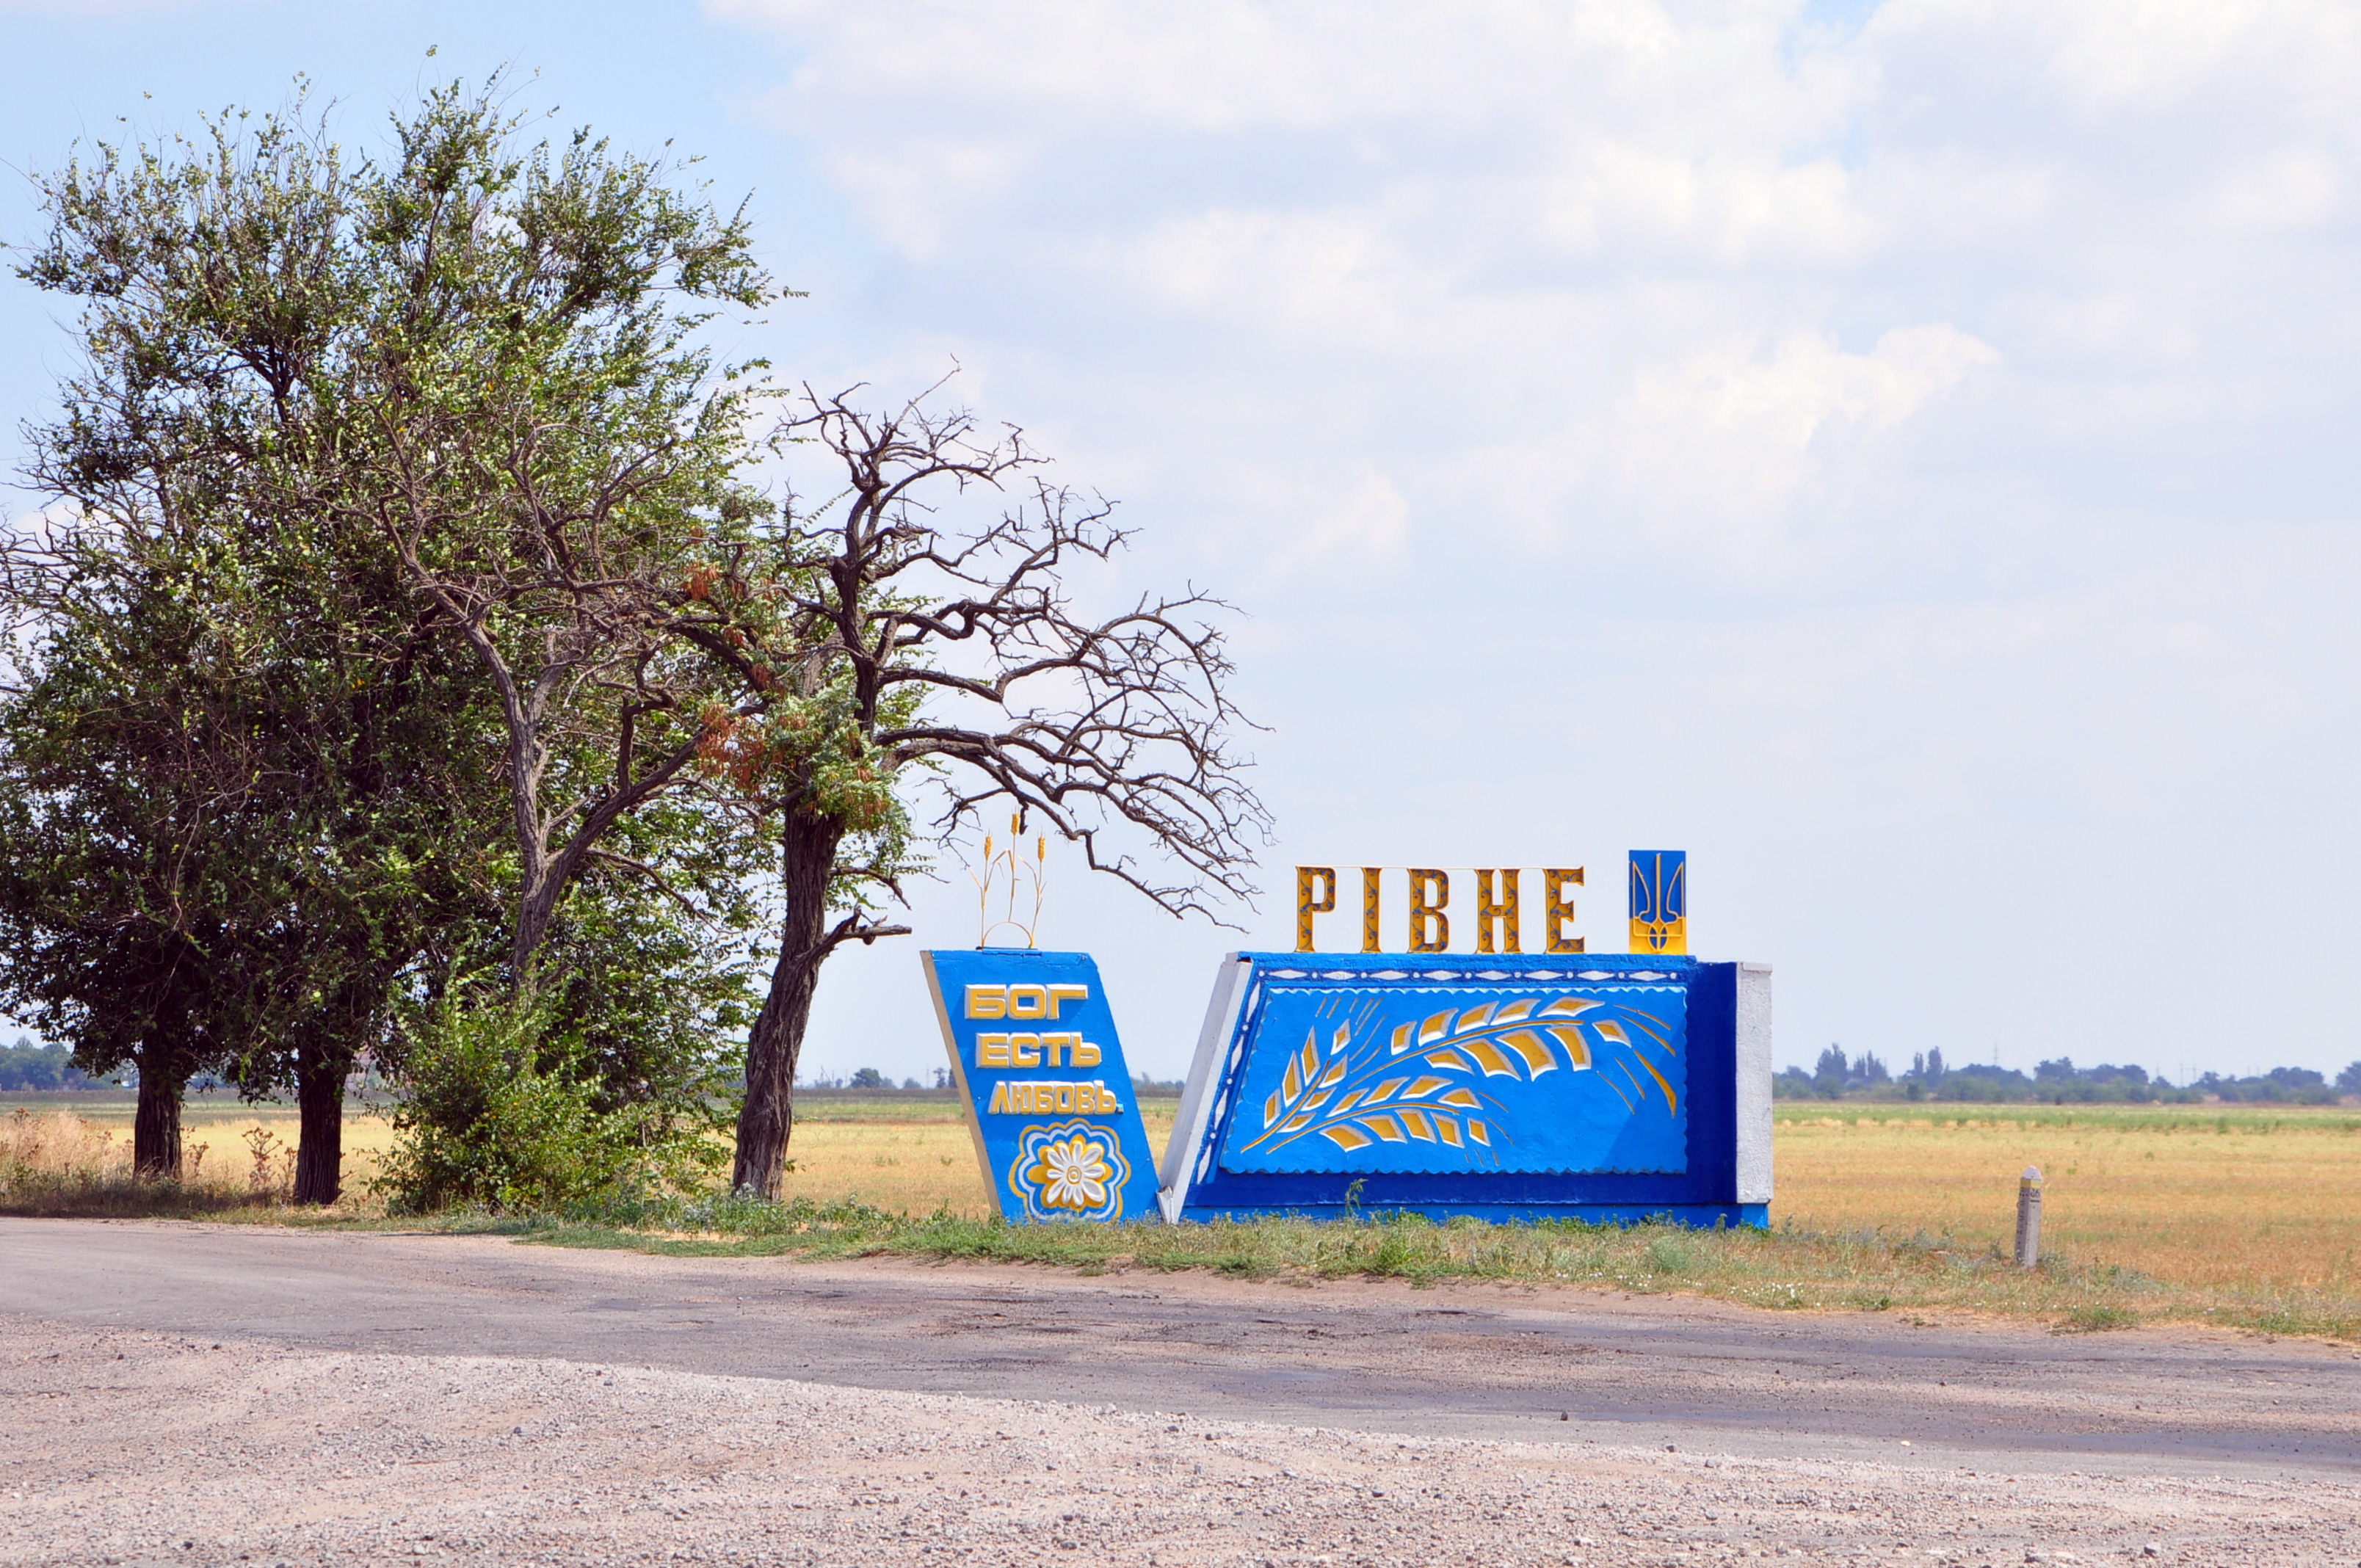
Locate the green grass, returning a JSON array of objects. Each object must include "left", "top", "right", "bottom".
[
  {"left": 14, "top": 1092, "right": 2361, "bottom": 1343},
  {"left": 369, "top": 1194, "right": 2341, "bottom": 1342},
  {"left": 7, "top": 1175, "right": 2353, "bottom": 1342}
]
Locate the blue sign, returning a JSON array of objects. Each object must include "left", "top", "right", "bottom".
[
  {"left": 923, "top": 950, "right": 1162, "bottom": 1223},
  {"left": 1161, "top": 952, "right": 1771, "bottom": 1227}
]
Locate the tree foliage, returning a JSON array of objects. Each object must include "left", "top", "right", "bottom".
[
  {"left": 1, "top": 81, "right": 769, "bottom": 1200},
  {"left": 347, "top": 86, "right": 778, "bottom": 977},
  {"left": 2, "top": 80, "right": 1266, "bottom": 1211}
]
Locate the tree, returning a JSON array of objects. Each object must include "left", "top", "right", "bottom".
[
  {"left": 0, "top": 547, "right": 258, "bottom": 1175},
  {"left": 4, "top": 83, "right": 770, "bottom": 1200},
  {"left": 2339, "top": 1061, "right": 2361, "bottom": 1097},
  {"left": 4, "top": 95, "right": 505, "bottom": 1197},
  {"left": 686, "top": 383, "right": 1269, "bottom": 1196},
  {"left": 348, "top": 83, "right": 777, "bottom": 982}
]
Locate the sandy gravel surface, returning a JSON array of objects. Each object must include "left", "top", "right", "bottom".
[
  {"left": 10, "top": 1222, "right": 2359, "bottom": 1470},
  {"left": 7, "top": 1321, "right": 2356, "bottom": 1568}
]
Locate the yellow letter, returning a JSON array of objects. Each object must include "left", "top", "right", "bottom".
[
  {"left": 1296, "top": 867, "right": 1336, "bottom": 952},
  {"left": 1407, "top": 868, "right": 1450, "bottom": 952},
  {"left": 1074, "top": 1039, "right": 1102, "bottom": 1067},
  {"left": 1043, "top": 1033, "right": 1070, "bottom": 1068},
  {"left": 1361, "top": 868, "right": 1383, "bottom": 953},
  {"left": 1011, "top": 1034, "right": 1041, "bottom": 1067},
  {"left": 965, "top": 984, "right": 1007, "bottom": 1020},
  {"left": 1473, "top": 868, "right": 1520, "bottom": 954},
  {"left": 978, "top": 1034, "right": 1013, "bottom": 1068},
  {"left": 1544, "top": 868, "right": 1585, "bottom": 954},
  {"left": 1007, "top": 984, "right": 1048, "bottom": 1019},
  {"left": 1047, "top": 984, "right": 1089, "bottom": 1018},
  {"left": 987, "top": 1082, "right": 1010, "bottom": 1114}
]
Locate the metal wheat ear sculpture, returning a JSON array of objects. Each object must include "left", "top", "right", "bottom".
[{"left": 1237, "top": 995, "right": 1680, "bottom": 1158}]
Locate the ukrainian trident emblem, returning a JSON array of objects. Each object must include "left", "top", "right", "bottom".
[{"left": 1628, "top": 850, "right": 1688, "bottom": 956}]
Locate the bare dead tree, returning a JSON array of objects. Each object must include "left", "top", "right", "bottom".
[{"left": 703, "top": 381, "right": 1270, "bottom": 1196}]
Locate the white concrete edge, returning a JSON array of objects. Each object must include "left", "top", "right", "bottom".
[
  {"left": 919, "top": 951, "right": 999, "bottom": 1207},
  {"left": 1159, "top": 952, "right": 1250, "bottom": 1222},
  {"left": 1735, "top": 961, "right": 1774, "bottom": 1204}
]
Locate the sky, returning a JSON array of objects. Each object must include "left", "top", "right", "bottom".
[{"left": 3, "top": 0, "right": 2357, "bottom": 1086}]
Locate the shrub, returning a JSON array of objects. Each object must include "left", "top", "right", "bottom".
[{"left": 374, "top": 989, "right": 725, "bottom": 1216}]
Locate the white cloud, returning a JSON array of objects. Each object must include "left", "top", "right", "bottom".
[
  {"left": 711, "top": 0, "right": 2361, "bottom": 1077},
  {"left": 1256, "top": 465, "right": 1412, "bottom": 584}
]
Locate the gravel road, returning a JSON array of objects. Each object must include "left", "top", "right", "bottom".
[{"left": 5, "top": 1220, "right": 2360, "bottom": 1566}]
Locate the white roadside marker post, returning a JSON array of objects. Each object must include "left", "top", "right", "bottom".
[{"left": 2014, "top": 1166, "right": 2043, "bottom": 1268}]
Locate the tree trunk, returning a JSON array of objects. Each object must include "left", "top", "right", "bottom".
[
  {"left": 292, "top": 1039, "right": 347, "bottom": 1205},
  {"left": 732, "top": 805, "right": 846, "bottom": 1197},
  {"left": 133, "top": 1048, "right": 184, "bottom": 1180},
  {"left": 513, "top": 854, "right": 558, "bottom": 980}
]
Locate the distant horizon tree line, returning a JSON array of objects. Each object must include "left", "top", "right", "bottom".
[
  {"left": 1777, "top": 1045, "right": 2361, "bottom": 1105},
  {"left": 7, "top": 1032, "right": 2336, "bottom": 1108}
]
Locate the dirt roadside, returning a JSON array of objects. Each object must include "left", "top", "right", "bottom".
[
  {"left": 4, "top": 1220, "right": 2358, "bottom": 1468},
  {"left": 6, "top": 1319, "right": 2356, "bottom": 1568},
  {"left": 7, "top": 1219, "right": 2361, "bottom": 1564}
]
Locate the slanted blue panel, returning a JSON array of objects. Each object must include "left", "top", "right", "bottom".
[
  {"left": 1164, "top": 953, "right": 1760, "bottom": 1227},
  {"left": 924, "top": 950, "right": 1162, "bottom": 1223}
]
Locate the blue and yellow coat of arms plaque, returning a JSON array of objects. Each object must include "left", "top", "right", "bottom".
[
  {"left": 1160, "top": 952, "right": 1771, "bottom": 1226},
  {"left": 1629, "top": 850, "right": 1687, "bottom": 955},
  {"left": 923, "top": 950, "right": 1161, "bottom": 1223}
]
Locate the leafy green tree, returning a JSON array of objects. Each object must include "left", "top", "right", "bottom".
[
  {"left": 4, "top": 84, "right": 772, "bottom": 1199},
  {"left": 0, "top": 542, "right": 261, "bottom": 1174},
  {"left": 345, "top": 83, "right": 780, "bottom": 981},
  {"left": 4, "top": 95, "right": 504, "bottom": 1195}
]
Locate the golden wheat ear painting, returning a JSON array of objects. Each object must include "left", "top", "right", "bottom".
[{"left": 1218, "top": 985, "right": 1689, "bottom": 1176}]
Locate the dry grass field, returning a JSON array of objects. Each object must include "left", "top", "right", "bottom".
[
  {"left": 1769, "top": 1102, "right": 2361, "bottom": 1301},
  {"left": 9, "top": 1091, "right": 2360, "bottom": 1336},
  {"left": 0, "top": 1092, "right": 402, "bottom": 1204},
  {"left": 776, "top": 1095, "right": 1175, "bottom": 1217},
  {"left": 720, "top": 1099, "right": 2361, "bottom": 1304}
]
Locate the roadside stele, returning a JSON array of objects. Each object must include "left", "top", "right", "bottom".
[{"left": 922, "top": 950, "right": 1161, "bottom": 1223}]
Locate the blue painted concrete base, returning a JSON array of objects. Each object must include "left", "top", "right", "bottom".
[{"left": 1173, "top": 1202, "right": 1769, "bottom": 1230}]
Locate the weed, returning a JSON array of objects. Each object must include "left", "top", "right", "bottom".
[{"left": 2061, "top": 1304, "right": 2138, "bottom": 1332}]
